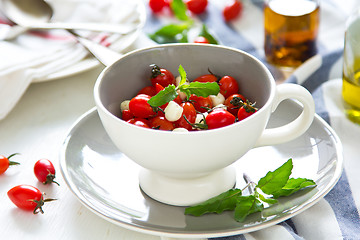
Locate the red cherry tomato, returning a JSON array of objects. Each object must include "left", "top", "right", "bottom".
[
  {"left": 150, "top": 116, "right": 175, "bottom": 131},
  {"left": 0, "top": 153, "right": 19, "bottom": 175},
  {"left": 237, "top": 104, "right": 257, "bottom": 121},
  {"left": 138, "top": 85, "right": 157, "bottom": 96},
  {"left": 121, "top": 109, "right": 134, "bottom": 121},
  {"left": 127, "top": 118, "right": 151, "bottom": 128},
  {"left": 173, "top": 95, "right": 183, "bottom": 105},
  {"left": 189, "top": 94, "right": 213, "bottom": 113},
  {"left": 206, "top": 109, "right": 236, "bottom": 129},
  {"left": 129, "top": 94, "right": 156, "bottom": 119},
  {"left": 186, "top": 0, "right": 208, "bottom": 14},
  {"left": 224, "top": 93, "right": 246, "bottom": 116},
  {"left": 194, "top": 36, "right": 210, "bottom": 44},
  {"left": 218, "top": 75, "right": 239, "bottom": 98},
  {"left": 223, "top": 0, "right": 242, "bottom": 22},
  {"left": 150, "top": 64, "right": 175, "bottom": 88},
  {"left": 175, "top": 102, "right": 197, "bottom": 130},
  {"left": 193, "top": 74, "right": 218, "bottom": 83},
  {"left": 34, "top": 159, "right": 59, "bottom": 185},
  {"left": 153, "top": 83, "right": 171, "bottom": 110},
  {"left": 7, "top": 185, "right": 56, "bottom": 214},
  {"left": 149, "top": 0, "right": 166, "bottom": 13},
  {"left": 164, "top": 0, "right": 171, "bottom": 8},
  {"left": 155, "top": 83, "right": 165, "bottom": 93}
]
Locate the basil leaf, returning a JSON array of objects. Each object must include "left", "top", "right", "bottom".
[
  {"left": 199, "top": 24, "right": 219, "bottom": 44},
  {"left": 185, "top": 189, "right": 242, "bottom": 216},
  {"left": 178, "top": 65, "right": 187, "bottom": 85},
  {"left": 177, "top": 29, "right": 189, "bottom": 43},
  {"left": 272, "top": 178, "right": 317, "bottom": 198},
  {"left": 170, "top": 0, "right": 189, "bottom": 21},
  {"left": 148, "top": 85, "right": 177, "bottom": 107},
  {"left": 234, "top": 195, "right": 264, "bottom": 222},
  {"left": 180, "top": 82, "right": 220, "bottom": 98},
  {"left": 258, "top": 193, "right": 278, "bottom": 204},
  {"left": 257, "top": 158, "right": 293, "bottom": 195},
  {"left": 148, "top": 22, "right": 192, "bottom": 44}
]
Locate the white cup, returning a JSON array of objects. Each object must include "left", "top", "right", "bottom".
[{"left": 94, "top": 44, "right": 315, "bottom": 206}]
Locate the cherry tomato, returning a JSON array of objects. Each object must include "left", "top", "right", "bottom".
[
  {"left": 0, "top": 153, "right": 19, "bottom": 175},
  {"left": 153, "top": 83, "right": 172, "bottom": 110},
  {"left": 206, "top": 109, "right": 236, "bottom": 129},
  {"left": 34, "top": 159, "right": 59, "bottom": 185},
  {"left": 237, "top": 102, "right": 257, "bottom": 121},
  {"left": 155, "top": 83, "right": 165, "bottom": 93},
  {"left": 121, "top": 109, "right": 134, "bottom": 121},
  {"left": 149, "top": 0, "right": 166, "bottom": 13},
  {"left": 189, "top": 94, "right": 213, "bottom": 113},
  {"left": 223, "top": 0, "right": 242, "bottom": 22},
  {"left": 194, "top": 36, "right": 210, "bottom": 44},
  {"left": 150, "top": 116, "right": 175, "bottom": 131},
  {"left": 173, "top": 95, "right": 183, "bottom": 105},
  {"left": 127, "top": 118, "right": 151, "bottom": 128},
  {"left": 224, "top": 93, "right": 246, "bottom": 116},
  {"left": 186, "top": 0, "right": 208, "bottom": 14},
  {"left": 138, "top": 85, "right": 157, "bottom": 96},
  {"left": 175, "top": 102, "right": 197, "bottom": 130},
  {"left": 150, "top": 64, "right": 175, "bottom": 88},
  {"left": 164, "top": 0, "right": 171, "bottom": 8},
  {"left": 218, "top": 75, "right": 239, "bottom": 98},
  {"left": 7, "top": 185, "right": 56, "bottom": 214},
  {"left": 193, "top": 74, "right": 218, "bottom": 83},
  {"left": 129, "top": 94, "right": 156, "bottom": 118}
]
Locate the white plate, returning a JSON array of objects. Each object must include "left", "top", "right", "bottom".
[
  {"left": 60, "top": 100, "right": 343, "bottom": 238},
  {"left": 32, "top": 0, "right": 146, "bottom": 82}
]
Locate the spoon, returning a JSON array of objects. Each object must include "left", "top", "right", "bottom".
[
  {"left": 0, "top": 0, "right": 137, "bottom": 34},
  {"left": 0, "top": 0, "right": 126, "bottom": 66}
]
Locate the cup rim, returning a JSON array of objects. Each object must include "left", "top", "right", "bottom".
[{"left": 94, "top": 43, "right": 276, "bottom": 135}]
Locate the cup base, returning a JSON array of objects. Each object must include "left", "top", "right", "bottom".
[{"left": 139, "top": 166, "right": 236, "bottom": 206}]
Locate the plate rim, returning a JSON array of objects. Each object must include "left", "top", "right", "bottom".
[
  {"left": 33, "top": 0, "right": 146, "bottom": 83},
  {"left": 59, "top": 106, "right": 343, "bottom": 238}
]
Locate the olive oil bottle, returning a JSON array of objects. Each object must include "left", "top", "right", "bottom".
[
  {"left": 342, "top": 10, "right": 360, "bottom": 124},
  {"left": 342, "top": 72, "right": 360, "bottom": 124}
]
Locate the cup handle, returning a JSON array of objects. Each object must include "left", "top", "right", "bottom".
[{"left": 255, "top": 84, "right": 315, "bottom": 147}]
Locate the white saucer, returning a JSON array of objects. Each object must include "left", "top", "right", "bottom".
[{"left": 60, "top": 99, "right": 343, "bottom": 238}]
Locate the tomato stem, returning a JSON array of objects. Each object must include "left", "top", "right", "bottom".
[
  {"left": 44, "top": 170, "right": 60, "bottom": 186},
  {"left": 207, "top": 68, "right": 221, "bottom": 82},
  {"left": 183, "top": 114, "right": 208, "bottom": 130},
  {"left": 150, "top": 64, "right": 163, "bottom": 78},
  {"left": 32, "top": 194, "right": 57, "bottom": 214},
  {"left": 8, "top": 153, "right": 20, "bottom": 166}
]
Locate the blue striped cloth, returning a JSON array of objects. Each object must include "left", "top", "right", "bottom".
[{"left": 144, "top": 0, "right": 360, "bottom": 239}]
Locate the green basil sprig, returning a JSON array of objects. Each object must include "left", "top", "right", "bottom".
[
  {"left": 148, "top": 0, "right": 218, "bottom": 44},
  {"left": 185, "top": 158, "right": 316, "bottom": 222},
  {"left": 148, "top": 65, "right": 220, "bottom": 107}
]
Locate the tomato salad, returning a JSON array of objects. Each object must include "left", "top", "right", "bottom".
[{"left": 120, "top": 64, "right": 257, "bottom": 131}]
